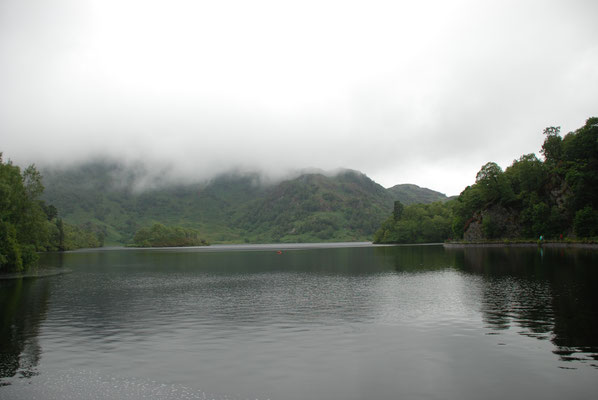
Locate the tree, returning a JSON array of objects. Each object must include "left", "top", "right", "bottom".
[
  {"left": 505, "top": 154, "right": 546, "bottom": 197},
  {"left": 0, "top": 154, "right": 99, "bottom": 271},
  {"left": 561, "top": 118, "right": 598, "bottom": 210},
  {"left": 393, "top": 200, "right": 404, "bottom": 221},
  {"left": 574, "top": 206, "right": 598, "bottom": 238},
  {"left": 0, "top": 154, "right": 46, "bottom": 271},
  {"left": 0, "top": 220, "right": 22, "bottom": 271},
  {"left": 373, "top": 202, "right": 453, "bottom": 244},
  {"left": 132, "top": 223, "right": 209, "bottom": 247},
  {"left": 541, "top": 126, "right": 562, "bottom": 167},
  {"left": 475, "top": 162, "right": 514, "bottom": 205},
  {"left": 56, "top": 218, "right": 65, "bottom": 251}
]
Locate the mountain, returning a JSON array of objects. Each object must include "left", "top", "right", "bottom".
[
  {"left": 40, "top": 163, "right": 400, "bottom": 244},
  {"left": 235, "top": 170, "right": 394, "bottom": 242},
  {"left": 40, "top": 161, "right": 447, "bottom": 245},
  {"left": 386, "top": 184, "right": 448, "bottom": 205}
]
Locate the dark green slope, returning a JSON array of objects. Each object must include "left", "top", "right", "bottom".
[
  {"left": 386, "top": 184, "right": 448, "bottom": 205},
  {"left": 41, "top": 163, "right": 256, "bottom": 244},
  {"left": 236, "top": 170, "right": 394, "bottom": 242},
  {"left": 41, "top": 163, "right": 396, "bottom": 244}
]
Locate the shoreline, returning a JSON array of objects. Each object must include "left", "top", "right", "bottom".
[
  {"left": 0, "top": 268, "right": 72, "bottom": 280},
  {"left": 64, "top": 241, "right": 379, "bottom": 253},
  {"left": 443, "top": 241, "right": 598, "bottom": 249}
]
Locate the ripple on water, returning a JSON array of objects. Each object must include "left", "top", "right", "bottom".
[{"left": 0, "top": 369, "right": 268, "bottom": 400}]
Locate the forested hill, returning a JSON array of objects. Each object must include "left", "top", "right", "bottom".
[
  {"left": 375, "top": 117, "right": 598, "bottom": 244},
  {"left": 40, "top": 163, "right": 446, "bottom": 245},
  {"left": 386, "top": 184, "right": 448, "bottom": 205}
]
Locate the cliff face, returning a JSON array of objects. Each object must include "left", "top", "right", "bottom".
[
  {"left": 547, "top": 175, "right": 571, "bottom": 211},
  {"left": 464, "top": 205, "right": 522, "bottom": 241}
]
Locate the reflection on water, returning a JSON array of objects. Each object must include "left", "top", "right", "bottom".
[
  {"left": 0, "top": 244, "right": 597, "bottom": 399},
  {"left": 447, "top": 246, "right": 598, "bottom": 367},
  {"left": 0, "top": 277, "right": 50, "bottom": 384}
]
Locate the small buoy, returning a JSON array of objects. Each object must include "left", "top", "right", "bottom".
[{"left": 276, "top": 250, "right": 282, "bottom": 254}]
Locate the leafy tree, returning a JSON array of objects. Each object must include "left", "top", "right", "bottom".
[
  {"left": 0, "top": 221, "right": 22, "bottom": 271},
  {"left": 1, "top": 153, "right": 105, "bottom": 272},
  {"left": 561, "top": 118, "right": 598, "bottom": 211},
  {"left": 393, "top": 200, "right": 404, "bottom": 221},
  {"left": 505, "top": 154, "right": 546, "bottom": 198},
  {"left": 376, "top": 116, "right": 598, "bottom": 242},
  {"left": 132, "top": 223, "right": 209, "bottom": 247},
  {"left": 0, "top": 155, "right": 46, "bottom": 271},
  {"left": 574, "top": 206, "right": 598, "bottom": 237},
  {"left": 374, "top": 202, "right": 453, "bottom": 244},
  {"left": 475, "top": 162, "right": 515, "bottom": 205},
  {"left": 541, "top": 126, "right": 563, "bottom": 167},
  {"left": 481, "top": 215, "right": 500, "bottom": 239}
]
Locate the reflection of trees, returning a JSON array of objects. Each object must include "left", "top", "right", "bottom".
[
  {"left": 449, "top": 246, "right": 598, "bottom": 366},
  {"left": 549, "top": 249, "right": 598, "bottom": 363},
  {"left": 373, "top": 245, "right": 456, "bottom": 273},
  {"left": 0, "top": 278, "right": 50, "bottom": 384}
]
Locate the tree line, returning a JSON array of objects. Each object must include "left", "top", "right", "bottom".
[
  {"left": 132, "top": 223, "right": 209, "bottom": 247},
  {"left": 1, "top": 153, "right": 217, "bottom": 272},
  {"left": 0, "top": 154, "right": 104, "bottom": 272},
  {"left": 375, "top": 117, "right": 598, "bottom": 243}
]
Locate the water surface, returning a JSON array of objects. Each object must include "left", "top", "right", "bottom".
[{"left": 1, "top": 244, "right": 597, "bottom": 399}]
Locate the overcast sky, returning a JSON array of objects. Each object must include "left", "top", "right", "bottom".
[{"left": 1, "top": 0, "right": 597, "bottom": 195}]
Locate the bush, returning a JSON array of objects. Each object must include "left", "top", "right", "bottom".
[
  {"left": 574, "top": 206, "right": 598, "bottom": 237},
  {"left": 132, "top": 223, "right": 209, "bottom": 247},
  {"left": 0, "top": 221, "right": 23, "bottom": 272}
]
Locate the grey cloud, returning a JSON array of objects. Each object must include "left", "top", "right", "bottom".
[{"left": 1, "top": 0, "right": 597, "bottom": 196}]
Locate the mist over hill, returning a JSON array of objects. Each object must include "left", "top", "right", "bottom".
[{"left": 40, "top": 161, "right": 447, "bottom": 244}]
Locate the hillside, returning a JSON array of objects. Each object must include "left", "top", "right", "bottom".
[
  {"left": 40, "top": 160, "right": 452, "bottom": 245},
  {"left": 41, "top": 163, "right": 411, "bottom": 244},
  {"left": 375, "top": 117, "right": 598, "bottom": 244},
  {"left": 235, "top": 170, "right": 394, "bottom": 242},
  {"left": 386, "top": 184, "right": 448, "bottom": 205}
]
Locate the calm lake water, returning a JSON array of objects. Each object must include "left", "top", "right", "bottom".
[{"left": 1, "top": 243, "right": 597, "bottom": 399}]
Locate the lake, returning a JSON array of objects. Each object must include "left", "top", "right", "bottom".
[{"left": 1, "top": 243, "right": 597, "bottom": 399}]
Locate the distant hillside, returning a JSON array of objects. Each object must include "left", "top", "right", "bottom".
[
  {"left": 236, "top": 170, "right": 394, "bottom": 242},
  {"left": 41, "top": 163, "right": 400, "bottom": 244},
  {"left": 386, "top": 184, "right": 448, "bottom": 205}
]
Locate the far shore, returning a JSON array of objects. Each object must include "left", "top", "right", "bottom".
[
  {"left": 444, "top": 241, "right": 598, "bottom": 249},
  {"left": 63, "top": 241, "right": 378, "bottom": 252}
]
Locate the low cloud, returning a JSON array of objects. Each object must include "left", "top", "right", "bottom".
[{"left": 1, "top": 0, "right": 597, "bottom": 196}]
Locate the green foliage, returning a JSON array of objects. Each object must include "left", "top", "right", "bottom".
[
  {"left": 60, "top": 222, "right": 105, "bottom": 250},
  {"left": 459, "top": 117, "right": 598, "bottom": 240},
  {"left": 541, "top": 126, "right": 563, "bottom": 167},
  {"left": 560, "top": 118, "right": 598, "bottom": 211},
  {"left": 481, "top": 215, "right": 499, "bottom": 239},
  {"left": 475, "top": 162, "right": 515, "bottom": 205},
  {"left": 526, "top": 202, "right": 550, "bottom": 238},
  {"left": 0, "top": 220, "right": 23, "bottom": 271},
  {"left": 393, "top": 200, "right": 404, "bottom": 221},
  {"left": 386, "top": 184, "right": 448, "bottom": 205},
  {"left": 132, "top": 223, "right": 209, "bottom": 247},
  {"left": 0, "top": 155, "right": 45, "bottom": 272},
  {"left": 0, "top": 153, "right": 105, "bottom": 272},
  {"left": 377, "top": 116, "right": 598, "bottom": 243},
  {"left": 235, "top": 171, "right": 394, "bottom": 242},
  {"left": 451, "top": 185, "right": 483, "bottom": 238},
  {"left": 374, "top": 202, "right": 453, "bottom": 244},
  {"left": 41, "top": 166, "right": 396, "bottom": 244},
  {"left": 505, "top": 154, "right": 546, "bottom": 198},
  {"left": 574, "top": 206, "right": 598, "bottom": 238}
]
